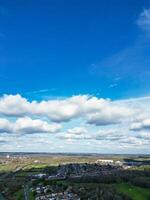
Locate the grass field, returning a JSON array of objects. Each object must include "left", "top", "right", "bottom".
[
  {"left": 116, "top": 183, "right": 150, "bottom": 200},
  {"left": 14, "top": 189, "right": 24, "bottom": 200}
]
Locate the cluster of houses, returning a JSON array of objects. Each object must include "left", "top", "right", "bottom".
[
  {"left": 0, "top": 154, "right": 30, "bottom": 165},
  {"left": 31, "top": 159, "right": 145, "bottom": 182},
  {"left": 55, "top": 162, "right": 122, "bottom": 178},
  {"left": 29, "top": 159, "right": 149, "bottom": 199},
  {"left": 31, "top": 161, "right": 123, "bottom": 181},
  {"left": 31, "top": 184, "right": 80, "bottom": 200}
]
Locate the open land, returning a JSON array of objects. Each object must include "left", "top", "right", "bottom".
[{"left": 0, "top": 153, "right": 150, "bottom": 200}]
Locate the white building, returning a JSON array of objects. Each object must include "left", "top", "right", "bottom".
[{"left": 96, "top": 159, "right": 114, "bottom": 165}]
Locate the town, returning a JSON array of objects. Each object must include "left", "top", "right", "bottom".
[
  {"left": 29, "top": 159, "right": 149, "bottom": 200},
  {"left": 0, "top": 154, "right": 150, "bottom": 200}
]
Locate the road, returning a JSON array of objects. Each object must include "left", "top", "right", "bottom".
[{"left": 23, "top": 185, "right": 30, "bottom": 200}]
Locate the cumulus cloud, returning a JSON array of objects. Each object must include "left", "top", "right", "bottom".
[
  {"left": 0, "top": 94, "right": 32, "bottom": 117},
  {"left": 119, "top": 136, "right": 146, "bottom": 146},
  {"left": 92, "top": 129, "right": 150, "bottom": 147},
  {"left": 15, "top": 117, "right": 61, "bottom": 134},
  {"left": 0, "top": 94, "right": 106, "bottom": 121},
  {"left": 57, "top": 126, "right": 91, "bottom": 140},
  {"left": 86, "top": 105, "right": 133, "bottom": 126},
  {"left": 135, "top": 131, "right": 150, "bottom": 140},
  {"left": 0, "top": 117, "right": 61, "bottom": 134},
  {"left": 0, "top": 118, "right": 13, "bottom": 133},
  {"left": 0, "top": 94, "right": 136, "bottom": 125},
  {"left": 94, "top": 130, "right": 125, "bottom": 141},
  {"left": 0, "top": 93, "right": 150, "bottom": 152},
  {"left": 130, "top": 118, "right": 150, "bottom": 131},
  {"left": 0, "top": 93, "right": 150, "bottom": 153}
]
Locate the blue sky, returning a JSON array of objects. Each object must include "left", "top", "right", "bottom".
[{"left": 0, "top": 0, "right": 150, "bottom": 153}]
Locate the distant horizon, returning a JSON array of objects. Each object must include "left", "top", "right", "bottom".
[{"left": 0, "top": 152, "right": 150, "bottom": 156}]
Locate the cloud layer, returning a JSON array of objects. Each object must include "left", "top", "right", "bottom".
[
  {"left": 0, "top": 94, "right": 135, "bottom": 125},
  {"left": 0, "top": 117, "right": 61, "bottom": 134},
  {"left": 0, "top": 94, "right": 150, "bottom": 153}
]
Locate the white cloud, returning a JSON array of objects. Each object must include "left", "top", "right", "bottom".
[
  {"left": 67, "top": 127, "right": 87, "bottom": 135},
  {"left": 15, "top": 117, "right": 61, "bottom": 134},
  {"left": 0, "top": 140, "right": 7, "bottom": 144},
  {"left": 94, "top": 130, "right": 125, "bottom": 141},
  {"left": 86, "top": 105, "right": 134, "bottom": 126},
  {"left": 0, "top": 118, "right": 13, "bottom": 133},
  {"left": 57, "top": 126, "right": 90, "bottom": 140},
  {"left": 130, "top": 118, "right": 150, "bottom": 131},
  {"left": 0, "top": 94, "right": 150, "bottom": 130},
  {"left": 92, "top": 129, "right": 150, "bottom": 147},
  {"left": 0, "top": 117, "right": 61, "bottom": 134},
  {"left": 119, "top": 136, "right": 148, "bottom": 146},
  {"left": 135, "top": 131, "right": 150, "bottom": 140},
  {"left": 137, "top": 8, "right": 150, "bottom": 32},
  {"left": 0, "top": 94, "right": 31, "bottom": 117},
  {"left": 0, "top": 94, "right": 150, "bottom": 153},
  {"left": 58, "top": 133, "right": 91, "bottom": 140},
  {"left": 108, "top": 83, "right": 118, "bottom": 88},
  {"left": 0, "top": 94, "right": 136, "bottom": 125}
]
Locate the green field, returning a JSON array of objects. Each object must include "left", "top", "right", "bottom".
[
  {"left": 116, "top": 183, "right": 150, "bottom": 200},
  {"left": 14, "top": 189, "right": 24, "bottom": 200}
]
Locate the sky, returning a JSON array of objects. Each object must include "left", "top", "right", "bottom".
[{"left": 0, "top": 0, "right": 150, "bottom": 153}]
